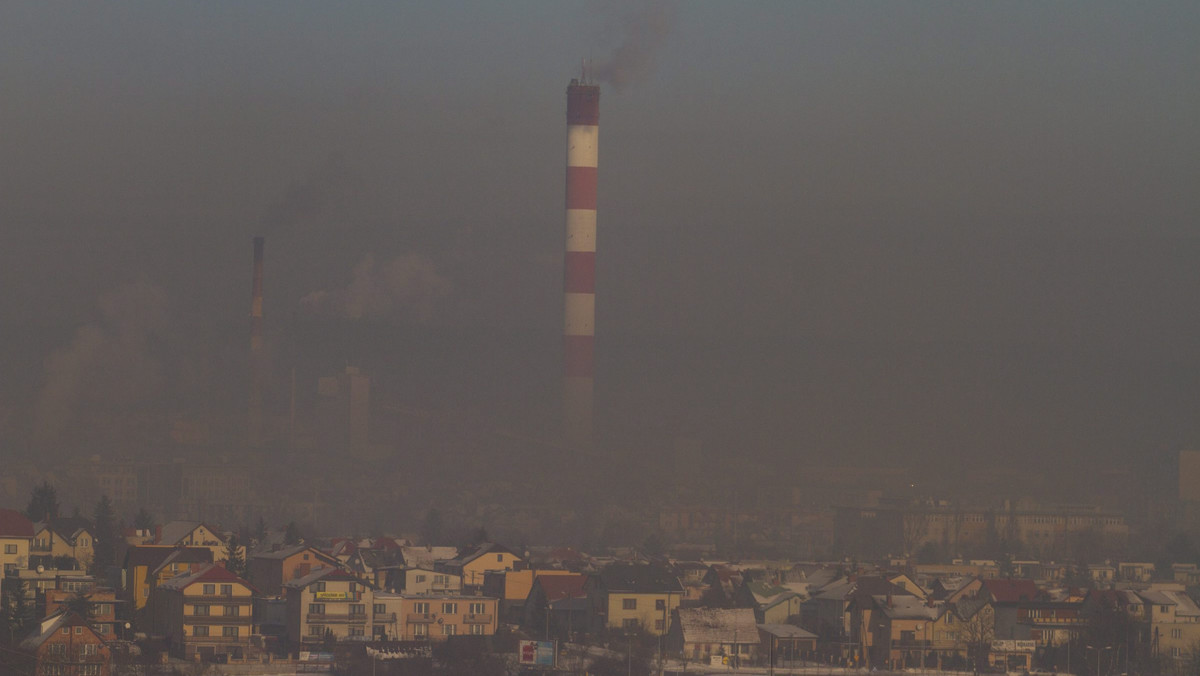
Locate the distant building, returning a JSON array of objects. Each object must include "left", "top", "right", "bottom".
[
  {"left": 1181, "top": 451, "right": 1200, "bottom": 503},
  {"left": 317, "top": 366, "right": 371, "bottom": 456}
]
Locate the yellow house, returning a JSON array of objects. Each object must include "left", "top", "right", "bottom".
[
  {"left": 156, "top": 521, "right": 235, "bottom": 562},
  {"left": 148, "top": 563, "right": 258, "bottom": 662},
  {"left": 286, "top": 567, "right": 374, "bottom": 646},
  {"left": 589, "top": 563, "right": 684, "bottom": 635},
  {"left": 373, "top": 592, "right": 500, "bottom": 641},
  {"left": 0, "top": 509, "right": 33, "bottom": 576},
  {"left": 122, "top": 545, "right": 214, "bottom": 610},
  {"left": 32, "top": 519, "right": 95, "bottom": 569},
  {"left": 445, "top": 543, "right": 523, "bottom": 588}
]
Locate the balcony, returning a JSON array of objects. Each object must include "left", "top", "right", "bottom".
[
  {"left": 464, "top": 613, "right": 494, "bottom": 624},
  {"left": 187, "top": 615, "right": 253, "bottom": 625},
  {"left": 407, "top": 613, "right": 435, "bottom": 624},
  {"left": 184, "top": 595, "right": 250, "bottom": 604},
  {"left": 182, "top": 636, "right": 250, "bottom": 644},
  {"left": 306, "top": 613, "right": 367, "bottom": 623},
  {"left": 373, "top": 612, "right": 397, "bottom": 622}
]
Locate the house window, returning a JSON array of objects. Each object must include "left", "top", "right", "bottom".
[
  {"left": 3, "top": 544, "right": 16, "bottom": 554},
  {"left": 309, "top": 604, "right": 325, "bottom": 615},
  {"left": 220, "top": 584, "right": 233, "bottom": 596},
  {"left": 303, "top": 553, "right": 310, "bottom": 560},
  {"left": 497, "top": 554, "right": 503, "bottom": 562},
  {"left": 75, "top": 626, "right": 83, "bottom": 635},
  {"left": 349, "top": 582, "right": 357, "bottom": 593},
  {"left": 374, "top": 604, "right": 386, "bottom": 615},
  {"left": 655, "top": 619, "right": 665, "bottom": 631},
  {"left": 349, "top": 626, "right": 365, "bottom": 636},
  {"left": 313, "top": 582, "right": 326, "bottom": 592},
  {"left": 309, "top": 625, "right": 325, "bottom": 637},
  {"left": 471, "top": 624, "right": 485, "bottom": 635},
  {"left": 443, "top": 624, "right": 457, "bottom": 636},
  {"left": 442, "top": 602, "right": 458, "bottom": 614},
  {"left": 80, "top": 666, "right": 100, "bottom": 676},
  {"left": 623, "top": 618, "right": 639, "bottom": 630},
  {"left": 434, "top": 575, "right": 449, "bottom": 585},
  {"left": 350, "top": 604, "right": 365, "bottom": 616},
  {"left": 194, "top": 605, "right": 210, "bottom": 616},
  {"left": 202, "top": 584, "right": 215, "bottom": 596},
  {"left": 656, "top": 599, "right": 666, "bottom": 611},
  {"left": 224, "top": 606, "right": 240, "bottom": 617},
  {"left": 194, "top": 625, "right": 209, "bottom": 637},
  {"left": 414, "top": 602, "right": 430, "bottom": 614},
  {"left": 50, "top": 643, "right": 67, "bottom": 655},
  {"left": 622, "top": 598, "right": 637, "bottom": 610},
  {"left": 414, "top": 624, "right": 428, "bottom": 636},
  {"left": 415, "top": 574, "right": 427, "bottom": 582},
  {"left": 223, "top": 626, "right": 238, "bottom": 637},
  {"left": 1173, "top": 629, "right": 1183, "bottom": 639},
  {"left": 469, "top": 602, "right": 486, "bottom": 614}
]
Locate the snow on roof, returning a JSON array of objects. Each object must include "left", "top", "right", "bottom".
[{"left": 676, "top": 608, "right": 759, "bottom": 644}]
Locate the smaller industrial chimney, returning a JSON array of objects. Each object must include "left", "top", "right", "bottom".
[{"left": 248, "top": 236, "right": 265, "bottom": 447}]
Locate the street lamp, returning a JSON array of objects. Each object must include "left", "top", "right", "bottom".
[{"left": 1086, "top": 645, "right": 1111, "bottom": 676}]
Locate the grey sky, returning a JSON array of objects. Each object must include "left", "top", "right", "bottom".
[{"left": 3, "top": 2, "right": 1200, "bottom": 478}]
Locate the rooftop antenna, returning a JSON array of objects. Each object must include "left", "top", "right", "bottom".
[{"left": 581, "top": 57, "right": 587, "bottom": 83}]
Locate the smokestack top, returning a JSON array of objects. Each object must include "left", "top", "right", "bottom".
[{"left": 567, "top": 81, "right": 600, "bottom": 126}]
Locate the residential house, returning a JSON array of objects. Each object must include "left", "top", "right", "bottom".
[
  {"left": 1141, "top": 589, "right": 1200, "bottom": 661},
  {"left": 0, "top": 508, "right": 33, "bottom": 576},
  {"left": 865, "top": 594, "right": 941, "bottom": 669},
  {"left": 121, "top": 545, "right": 213, "bottom": 611},
  {"left": 45, "top": 587, "right": 120, "bottom": 639},
  {"left": 1117, "top": 562, "right": 1155, "bottom": 583},
  {"left": 665, "top": 607, "right": 760, "bottom": 664},
  {"left": 32, "top": 518, "right": 96, "bottom": 570},
  {"left": 587, "top": 563, "right": 684, "bottom": 635},
  {"left": 805, "top": 575, "right": 914, "bottom": 662},
  {"left": 393, "top": 567, "right": 462, "bottom": 596},
  {"left": 18, "top": 611, "right": 112, "bottom": 676},
  {"left": 441, "top": 543, "right": 523, "bottom": 588},
  {"left": 285, "top": 567, "right": 374, "bottom": 647},
  {"left": 737, "top": 579, "right": 804, "bottom": 624},
  {"left": 398, "top": 546, "right": 458, "bottom": 571},
  {"left": 147, "top": 563, "right": 258, "bottom": 662},
  {"left": 759, "top": 624, "right": 818, "bottom": 666},
  {"left": 154, "top": 522, "right": 231, "bottom": 562},
  {"left": 248, "top": 545, "right": 341, "bottom": 597},
  {"left": 482, "top": 568, "right": 575, "bottom": 622},
  {"left": 1017, "top": 600, "right": 1087, "bottom": 646},
  {"left": 372, "top": 593, "right": 499, "bottom": 641},
  {"left": 980, "top": 578, "right": 1045, "bottom": 643},
  {"left": 521, "top": 573, "right": 589, "bottom": 641}
]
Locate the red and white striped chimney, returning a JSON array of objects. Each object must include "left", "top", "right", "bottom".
[
  {"left": 249, "top": 236, "right": 265, "bottom": 447},
  {"left": 564, "top": 78, "right": 599, "bottom": 444}
]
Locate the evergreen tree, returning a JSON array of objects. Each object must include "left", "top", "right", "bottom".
[
  {"left": 2, "top": 580, "right": 34, "bottom": 643},
  {"left": 284, "top": 521, "right": 302, "bottom": 546},
  {"left": 24, "top": 482, "right": 59, "bottom": 522},
  {"left": 223, "top": 534, "right": 246, "bottom": 578},
  {"left": 133, "top": 507, "right": 154, "bottom": 531},
  {"left": 91, "top": 495, "right": 117, "bottom": 574}
]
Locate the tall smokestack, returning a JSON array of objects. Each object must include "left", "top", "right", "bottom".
[
  {"left": 564, "top": 77, "right": 599, "bottom": 445},
  {"left": 249, "top": 236, "right": 265, "bottom": 447}
]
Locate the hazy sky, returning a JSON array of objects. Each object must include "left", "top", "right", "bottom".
[{"left": 3, "top": 2, "right": 1200, "bottom": 474}]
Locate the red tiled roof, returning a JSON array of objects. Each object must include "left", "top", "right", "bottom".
[
  {"left": 536, "top": 574, "right": 588, "bottom": 601},
  {"left": 0, "top": 509, "right": 34, "bottom": 537},
  {"left": 983, "top": 579, "right": 1041, "bottom": 603}
]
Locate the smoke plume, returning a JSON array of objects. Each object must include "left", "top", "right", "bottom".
[
  {"left": 34, "top": 281, "right": 170, "bottom": 446},
  {"left": 301, "top": 253, "right": 452, "bottom": 323},
  {"left": 589, "top": 0, "right": 678, "bottom": 90}
]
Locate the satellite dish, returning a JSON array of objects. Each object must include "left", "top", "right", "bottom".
[{"left": 37, "top": 565, "right": 45, "bottom": 573}]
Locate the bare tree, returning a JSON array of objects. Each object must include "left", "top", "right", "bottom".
[{"left": 902, "top": 510, "right": 931, "bottom": 557}]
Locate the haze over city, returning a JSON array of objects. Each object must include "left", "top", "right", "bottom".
[{"left": 2, "top": 1, "right": 1200, "bottom": 524}]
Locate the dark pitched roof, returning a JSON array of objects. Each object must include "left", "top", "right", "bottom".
[
  {"left": 123, "top": 545, "right": 212, "bottom": 572},
  {"left": 599, "top": 564, "right": 683, "bottom": 593},
  {"left": 456, "top": 542, "right": 519, "bottom": 566},
  {"left": 0, "top": 508, "right": 34, "bottom": 537}
]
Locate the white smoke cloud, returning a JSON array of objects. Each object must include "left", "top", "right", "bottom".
[
  {"left": 34, "top": 281, "right": 170, "bottom": 446},
  {"left": 301, "top": 253, "right": 452, "bottom": 323},
  {"left": 589, "top": 0, "right": 678, "bottom": 91}
]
